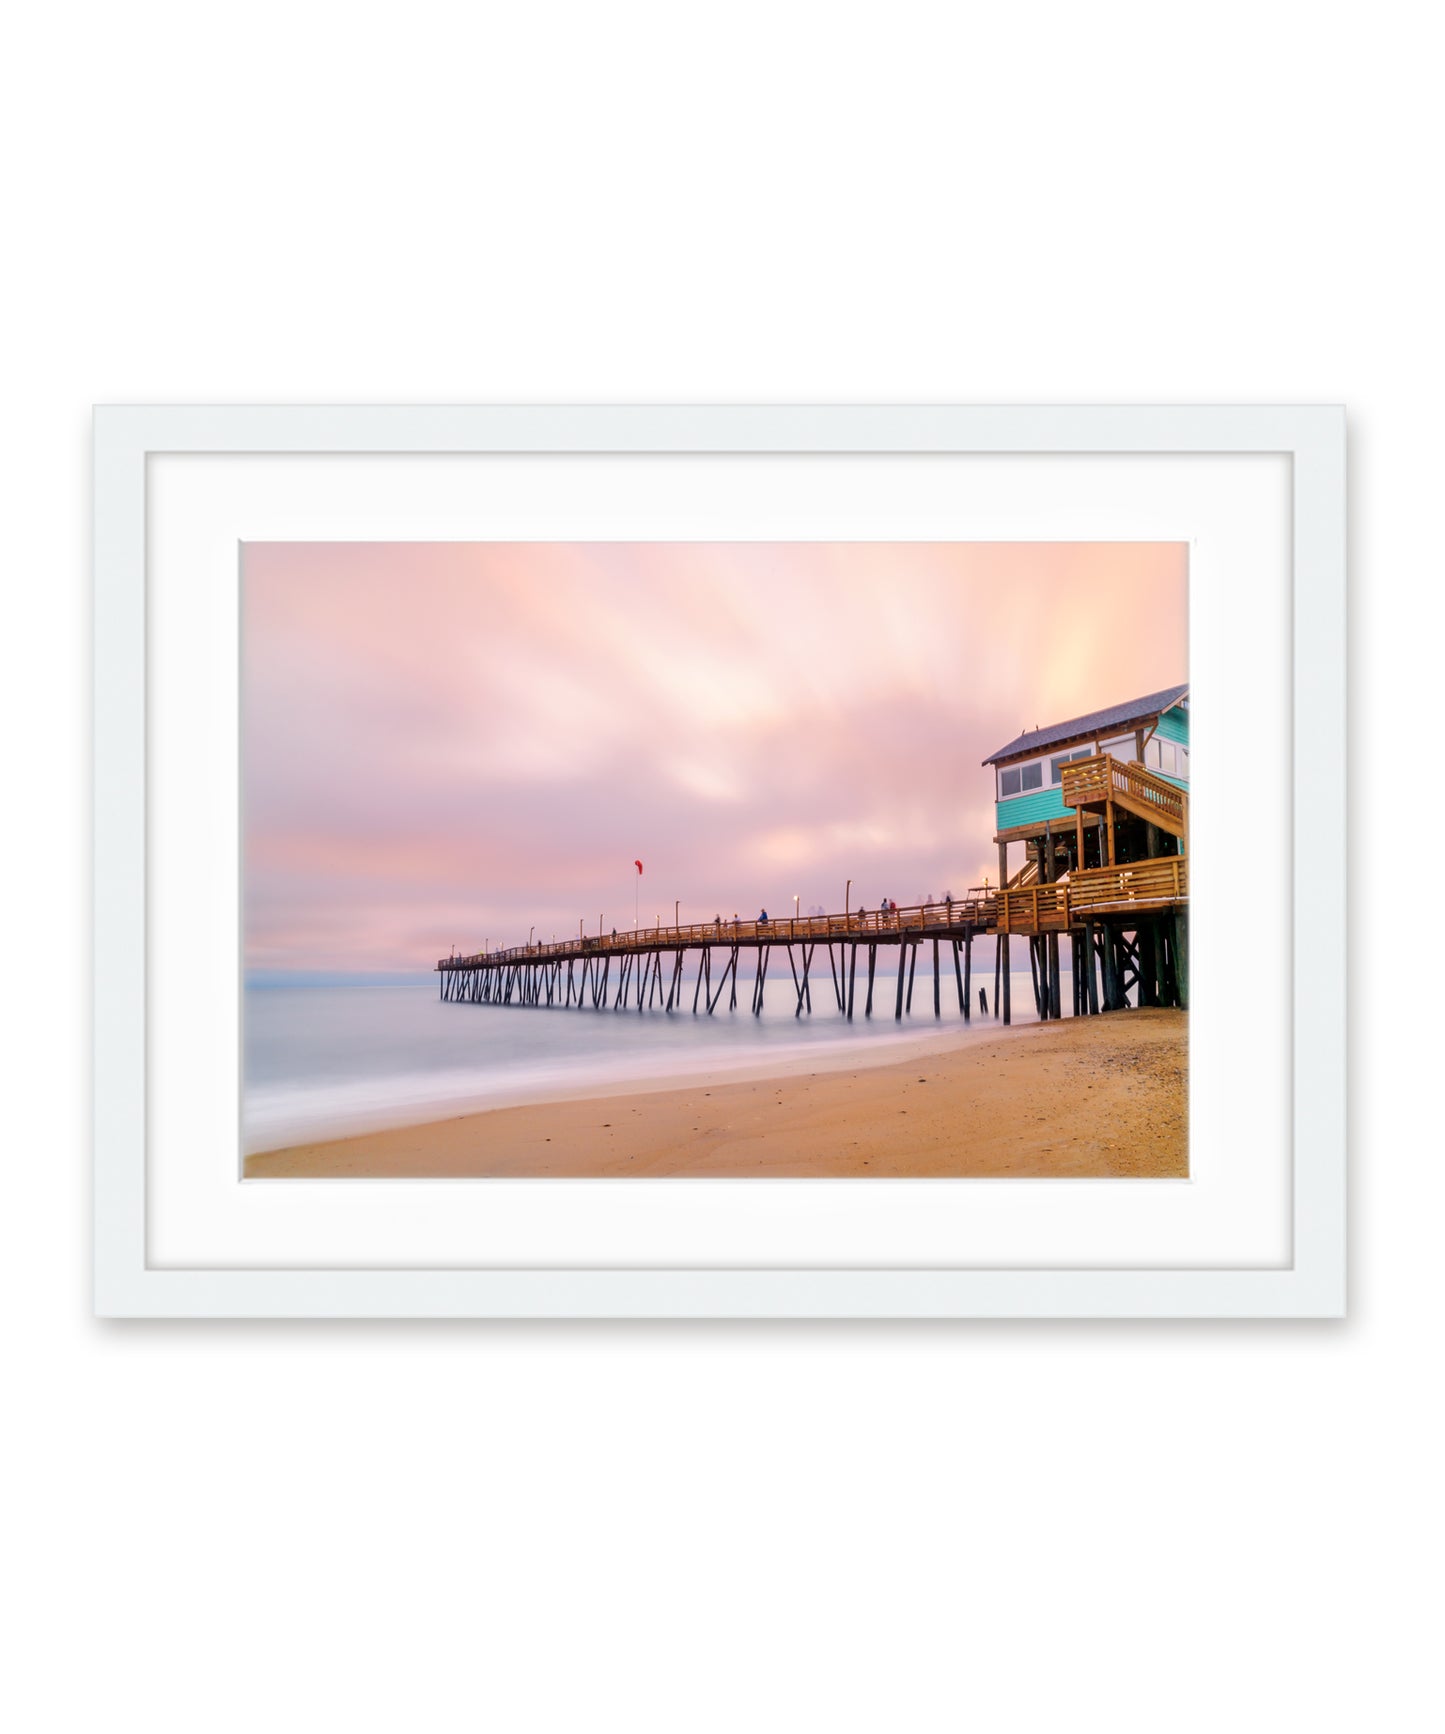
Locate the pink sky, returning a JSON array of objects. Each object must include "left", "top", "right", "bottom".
[{"left": 243, "top": 543, "right": 1187, "bottom": 971}]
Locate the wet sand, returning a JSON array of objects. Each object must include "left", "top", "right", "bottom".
[{"left": 245, "top": 1007, "right": 1188, "bottom": 1179}]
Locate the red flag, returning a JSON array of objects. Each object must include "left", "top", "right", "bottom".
[{"left": 635, "top": 859, "right": 643, "bottom": 875}]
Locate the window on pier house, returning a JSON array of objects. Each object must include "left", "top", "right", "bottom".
[
  {"left": 1049, "top": 747, "right": 1093, "bottom": 784},
  {"left": 1145, "top": 735, "right": 1190, "bottom": 779},
  {"left": 999, "top": 760, "right": 1044, "bottom": 798}
]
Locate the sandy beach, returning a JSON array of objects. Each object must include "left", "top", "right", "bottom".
[{"left": 245, "top": 1006, "right": 1187, "bottom": 1179}]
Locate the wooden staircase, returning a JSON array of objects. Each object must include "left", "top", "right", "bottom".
[{"left": 1060, "top": 753, "right": 1188, "bottom": 840}]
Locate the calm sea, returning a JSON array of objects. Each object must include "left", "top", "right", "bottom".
[{"left": 243, "top": 954, "right": 1055, "bottom": 1153}]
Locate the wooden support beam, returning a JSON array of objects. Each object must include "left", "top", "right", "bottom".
[
  {"left": 1001, "top": 935, "right": 1012, "bottom": 1025},
  {"left": 794, "top": 944, "right": 814, "bottom": 1017},
  {"left": 963, "top": 932, "right": 972, "bottom": 1020},
  {"left": 1173, "top": 912, "right": 1189, "bottom": 1009},
  {"left": 1118, "top": 933, "right": 1139, "bottom": 1000},
  {"left": 1101, "top": 925, "right": 1119, "bottom": 1011},
  {"left": 865, "top": 944, "right": 877, "bottom": 1018},
  {"left": 1138, "top": 923, "right": 1158, "bottom": 1007},
  {"left": 847, "top": 943, "right": 858, "bottom": 1021},
  {"left": 933, "top": 938, "right": 941, "bottom": 1017},
  {"left": 1161, "top": 920, "right": 1177, "bottom": 1008},
  {"left": 708, "top": 946, "right": 738, "bottom": 1015}
]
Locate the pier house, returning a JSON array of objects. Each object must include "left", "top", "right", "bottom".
[
  {"left": 981, "top": 683, "right": 1189, "bottom": 1022},
  {"left": 985, "top": 684, "right": 1189, "bottom": 887}
]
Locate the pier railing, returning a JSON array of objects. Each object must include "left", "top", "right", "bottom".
[
  {"left": 1066, "top": 855, "right": 1188, "bottom": 914},
  {"left": 442, "top": 897, "right": 1002, "bottom": 971},
  {"left": 993, "top": 883, "right": 1070, "bottom": 934},
  {"left": 437, "top": 855, "right": 1188, "bottom": 971},
  {"left": 1060, "top": 753, "right": 1187, "bottom": 835}
]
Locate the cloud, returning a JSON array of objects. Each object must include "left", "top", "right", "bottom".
[{"left": 243, "top": 542, "right": 1187, "bottom": 967}]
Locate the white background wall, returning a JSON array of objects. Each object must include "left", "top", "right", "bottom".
[{"left": 2, "top": 5, "right": 1433, "bottom": 1729}]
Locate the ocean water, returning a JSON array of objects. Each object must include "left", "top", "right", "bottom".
[{"left": 243, "top": 956, "right": 1055, "bottom": 1153}]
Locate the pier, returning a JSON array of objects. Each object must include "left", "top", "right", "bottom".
[{"left": 436, "top": 751, "right": 1189, "bottom": 1025}]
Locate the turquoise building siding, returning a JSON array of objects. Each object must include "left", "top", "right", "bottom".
[
  {"left": 995, "top": 785, "right": 1071, "bottom": 833},
  {"left": 989, "top": 695, "right": 1188, "bottom": 837},
  {"left": 1155, "top": 703, "right": 1189, "bottom": 746},
  {"left": 997, "top": 773, "right": 1185, "bottom": 832}
]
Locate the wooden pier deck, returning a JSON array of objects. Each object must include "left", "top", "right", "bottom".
[{"left": 437, "top": 858, "right": 1188, "bottom": 1024}]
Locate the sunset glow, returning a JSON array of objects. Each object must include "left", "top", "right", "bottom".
[{"left": 243, "top": 543, "right": 1187, "bottom": 971}]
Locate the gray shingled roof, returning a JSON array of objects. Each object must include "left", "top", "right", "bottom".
[{"left": 982, "top": 683, "right": 1189, "bottom": 766}]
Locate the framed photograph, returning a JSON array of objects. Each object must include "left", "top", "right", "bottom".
[{"left": 94, "top": 405, "right": 1345, "bottom": 1317}]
